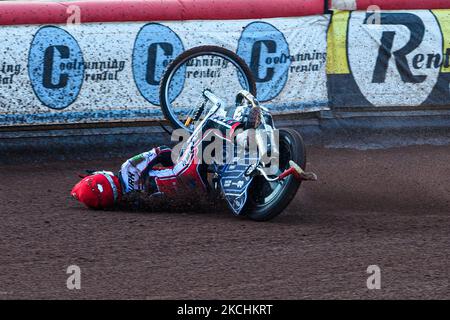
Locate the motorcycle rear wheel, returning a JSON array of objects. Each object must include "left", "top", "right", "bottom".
[{"left": 243, "top": 128, "right": 307, "bottom": 222}]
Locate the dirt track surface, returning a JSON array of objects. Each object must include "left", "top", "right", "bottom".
[{"left": 0, "top": 145, "right": 449, "bottom": 299}]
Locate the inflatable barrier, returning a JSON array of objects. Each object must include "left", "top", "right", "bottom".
[
  {"left": 0, "top": 0, "right": 327, "bottom": 25},
  {"left": 330, "top": 0, "right": 450, "bottom": 11}
]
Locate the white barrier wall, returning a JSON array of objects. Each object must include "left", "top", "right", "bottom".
[
  {"left": 0, "top": 16, "right": 330, "bottom": 126},
  {"left": 3, "top": 6, "right": 450, "bottom": 128}
]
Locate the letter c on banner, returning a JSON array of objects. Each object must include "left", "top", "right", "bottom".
[
  {"left": 237, "top": 22, "right": 290, "bottom": 102},
  {"left": 29, "top": 26, "right": 84, "bottom": 110},
  {"left": 133, "top": 23, "right": 185, "bottom": 106}
]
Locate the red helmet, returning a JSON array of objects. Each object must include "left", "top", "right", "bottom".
[{"left": 71, "top": 172, "right": 122, "bottom": 209}]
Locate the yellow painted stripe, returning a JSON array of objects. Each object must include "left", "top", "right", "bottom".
[
  {"left": 432, "top": 10, "right": 450, "bottom": 73},
  {"left": 327, "top": 10, "right": 351, "bottom": 75}
]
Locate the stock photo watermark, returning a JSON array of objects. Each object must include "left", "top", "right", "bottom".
[
  {"left": 366, "top": 265, "right": 381, "bottom": 290},
  {"left": 66, "top": 5, "right": 81, "bottom": 27},
  {"left": 170, "top": 127, "right": 281, "bottom": 175},
  {"left": 365, "top": 5, "right": 382, "bottom": 26},
  {"left": 66, "top": 265, "right": 81, "bottom": 290}
]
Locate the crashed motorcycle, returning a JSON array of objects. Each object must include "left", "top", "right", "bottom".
[{"left": 158, "top": 46, "right": 316, "bottom": 221}]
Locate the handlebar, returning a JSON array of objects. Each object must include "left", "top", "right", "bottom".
[{"left": 203, "top": 89, "right": 222, "bottom": 107}]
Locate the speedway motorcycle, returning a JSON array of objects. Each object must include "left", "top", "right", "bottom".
[{"left": 158, "top": 46, "right": 315, "bottom": 221}]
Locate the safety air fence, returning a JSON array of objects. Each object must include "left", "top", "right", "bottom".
[{"left": 1, "top": 0, "right": 450, "bottom": 126}]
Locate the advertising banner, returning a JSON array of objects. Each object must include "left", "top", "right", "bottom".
[
  {"left": 327, "top": 9, "right": 450, "bottom": 108},
  {"left": 0, "top": 16, "right": 330, "bottom": 126},
  {"left": 3, "top": 1, "right": 450, "bottom": 127}
]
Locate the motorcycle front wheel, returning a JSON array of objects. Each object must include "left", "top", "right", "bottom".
[
  {"left": 159, "top": 45, "right": 257, "bottom": 132},
  {"left": 243, "top": 128, "right": 307, "bottom": 222}
]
